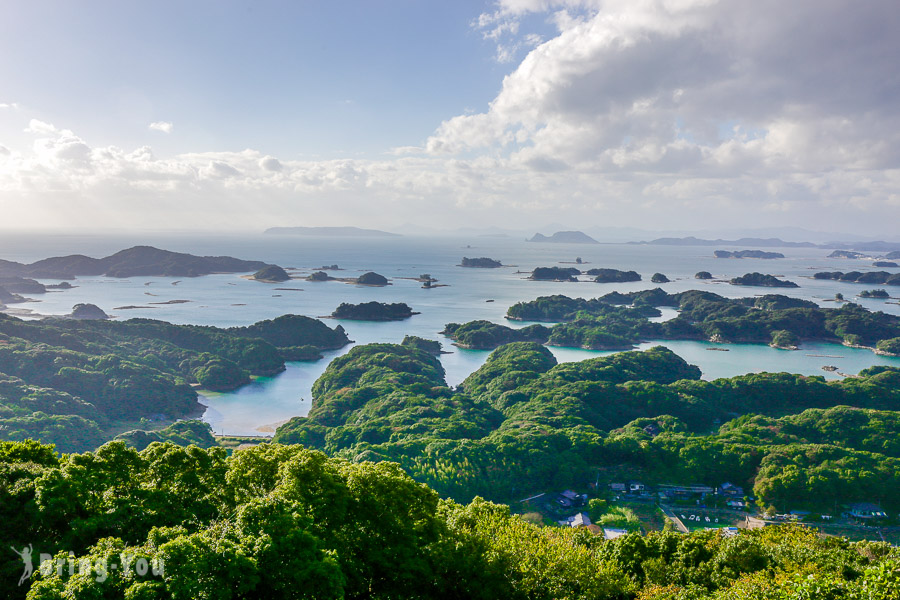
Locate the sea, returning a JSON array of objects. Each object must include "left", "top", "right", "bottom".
[{"left": 2, "top": 231, "right": 900, "bottom": 436}]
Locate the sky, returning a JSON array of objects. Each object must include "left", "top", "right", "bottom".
[{"left": 1, "top": 0, "right": 899, "bottom": 236}]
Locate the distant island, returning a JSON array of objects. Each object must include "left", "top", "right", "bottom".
[
  {"left": 250, "top": 265, "right": 291, "bottom": 282},
  {"left": 860, "top": 289, "right": 890, "bottom": 299},
  {"left": 529, "top": 267, "right": 580, "bottom": 281},
  {"left": 695, "top": 271, "right": 713, "bottom": 279},
  {"left": 714, "top": 250, "right": 785, "bottom": 259},
  {"left": 815, "top": 271, "right": 900, "bottom": 286},
  {"left": 636, "top": 236, "right": 900, "bottom": 252},
  {"left": 460, "top": 257, "right": 503, "bottom": 268},
  {"left": 356, "top": 272, "right": 389, "bottom": 286},
  {"left": 67, "top": 303, "right": 109, "bottom": 320},
  {"left": 587, "top": 268, "right": 641, "bottom": 283},
  {"left": 873, "top": 261, "right": 899, "bottom": 268},
  {"left": 0, "top": 245, "right": 268, "bottom": 279},
  {"left": 264, "top": 226, "right": 400, "bottom": 237},
  {"left": 528, "top": 231, "right": 599, "bottom": 244},
  {"left": 332, "top": 301, "right": 417, "bottom": 321},
  {"left": 730, "top": 272, "right": 799, "bottom": 288},
  {"left": 650, "top": 273, "right": 670, "bottom": 283},
  {"left": 828, "top": 250, "right": 866, "bottom": 259}
]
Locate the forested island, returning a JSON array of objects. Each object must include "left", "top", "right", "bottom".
[
  {"left": 714, "top": 249, "right": 785, "bottom": 259},
  {"left": 588, "top": 268, "right": 642, "bottom": 283},
  {"left": 250, "top": 264, "right": 291, "bottom": 282},
  {"left": 529, "top": 266, "right": 580, "bottom": 281},
  {"left": 331, "top": 301, "right": 417, "bottom": 321},
  {"left": 730, "top": 272, "right": 798, "bottom": 287},
  {"left": 815, "top": 271, "right": 900, "bottom": 285},
  {"left": 0, "top": 313, "right": 350, "bottom": 451},
  {"left": 444, "top": 289, "right": 900, "bottom": 351},
  {"left": 459, "top": 257, "right": 503, "bottom": 268},
  {"left": 0, "top": 246, "right": 268, "bottom": 279}
]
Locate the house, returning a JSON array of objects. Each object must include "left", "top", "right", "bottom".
[
  {"left": 849, "top": 502, "right": 887, "bottom": 520},
  {"left": 609, "top": 483, "right": 626, "bottom": 493},
  {"left": 642, "top": 424, "right": 660, "bottom": 437},
  {"left": 603, "top": 527, "right": 628, "bottom": 540},
  {"left": 719, "top": 482, "right": 744, "bottom": 497},
  {"left": 658, "top": 484, "right": 715, "bottom": 500},
  {"left": 725, "top": 500, "right": 747, "bottom": 510},
  {"left": 627, "top": 481, "right": 646, "bottom": 494},
  {"left": 558, "top": 512, "right": 592, "bottom": 528},
  {"left": 552, "top": 490, "right": 587, "bottom": 511}
]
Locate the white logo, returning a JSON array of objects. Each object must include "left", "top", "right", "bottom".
[{"left": 11, "top": 545, "right": 34, "bottom": 587}]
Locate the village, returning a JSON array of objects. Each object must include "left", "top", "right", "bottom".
[{"left": 521, "top": 480, "right": 900, "bottom": 544}]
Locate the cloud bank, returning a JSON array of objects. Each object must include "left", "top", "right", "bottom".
[{"left": 1, "top": 0, "right": 899, "bottom": 234}]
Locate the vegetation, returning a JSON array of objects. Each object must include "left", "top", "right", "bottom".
[
  {"left": 251, "top": 264, "right": 291, "bottom": 282},
  {"left": 446, "top": 290, "right": 900, "bottom": 351},
  {"left": 68, "top": 303, "right": 109, "bottom": 320},
  {"left": 588, "top": 268, "right": 642, "bottom": 283},
  {"left": 332, "top": 301, "right": 416, "bottom": 321},
  {"left": 0, "top": 313, "right": 349, "bottom": 450},
  {"left": 650, "top": 273, "right": 670, "bottom": 283},
  {"left": 6, "top": 440, "right": 898, "bottom": 599},
  {"left": 529, "top": 266, "right": 580, "bottom": 281},
  {"left": 357, "top": 272, "right": 389, "bottom": 285},
  {"left": 460, "top": 257, "right": 502, "bottom": 268},
  {"left": 730, "top": 272, "right": 799, "bottom": 288},
  {"left": 815, "top": 271, "right": 900, "bottom": 285},
  {"left": 307, "top": 271, "right": 331, "bottom": 281},
  {"left": 876, "top": 337, "right": 900, "bottom": 355},
  {"left": 860, "top": 289, "right": 890, "bottom": 298},
  {"left": 401, "top": 335, "right": 443, "bottom": 355}
]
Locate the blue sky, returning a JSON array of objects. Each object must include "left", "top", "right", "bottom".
[{"left": 2, "top": 0, "right": 899, "bottom": 235}]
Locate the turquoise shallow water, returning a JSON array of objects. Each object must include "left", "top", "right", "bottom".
[{"left": 2, "top": 232, "right": 899, "bottom": 435}]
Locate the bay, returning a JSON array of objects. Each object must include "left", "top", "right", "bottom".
[{"left": 2, "top": 232, "right": 899, "bottom": 435}]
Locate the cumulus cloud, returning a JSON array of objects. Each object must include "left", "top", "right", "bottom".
[
  {"left": 2, "top": 0, "right": 900, "bottom": 234},
  {"left": 149, "top": 121, "right": 173, "bottom": 133}
]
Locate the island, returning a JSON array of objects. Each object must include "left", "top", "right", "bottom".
[
  {"left": 730, "top": 272, "right": 799, "bottom": 288},
  {"left": 460, "top": 257, "right": 503, "bottom": 268},
  {"left": 527, "top": 231, "right": 599, "bottom": 244},
  {"left": 401, "top": 335, "right": 444, "bottom": 355},
  {"left": 0, "top": 246, "right": 268, "bottom": 279},
  {"left": 586, "top": 268, "right": 641, "bottom": 283},
  {"left": 67, "top": 303, "right": 109, "bottom": 320},
  {"left": 0, "top": 276, "right": 46, "bottom": 294},
  {"left": 828, "top": 250, "right": 866, "bottom": 259},
  {"left": 877, "top": 337, "right": 900, "bottom": 355},
  {"left": 650, "top": 273, "right": 670, "bottom": 283},
  {"left": 860, "top": 289, "right": 890, "bottom": 298},
  {"left": 714, "top": 249, "right": 785, "bottom": 259},
  {"left": 356, "top": 271, "right": 389, "bottom": 286},
  {"left": 263, "top": 226, "right": 400, "bottom": 237},
  {"left": 250, "top": 264, "right": 291, "bottom": 282},
  {"left": 0, "top": 311, "right": 350, "bottom": 451},
  {"left": 887, "top": 251, "right": 900, "bottom": 259},
  {"left": 814, "top": 271, "right": 900, "bottom": 285},
  {"left": 331, "top": 301, "right": 417, "bottom": 321},
  {"left": 446, "top": 289, "right": 900, "bottom": 353},
  {"left": 307, "top": 271, "right": 332, "bottom": 282},
  {"left": 873, "top": 261, "right": 899, "bottom": 268},
  {"left": 695, "top": 271, "right": 713, "bottom": 279},
  {"left": 529, "top": 267, "right": 580, "bottom": 281}
]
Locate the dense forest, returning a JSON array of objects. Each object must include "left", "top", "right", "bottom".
[
  {"left": 0, "top": 314, "right": 349, "bottom": 451},
  {"left": 273, "top": 340, "right": 900, "bottom": 511},
  {"left": 2, "top": 439, "right": 899, "bottom": 599},
  {"left": 445, "top": 290, "right": 900, "bottom": 351}
]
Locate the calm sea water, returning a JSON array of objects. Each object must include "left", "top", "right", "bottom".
[{"left": 2, "top": 232, "right": 899, "bottom": 435}]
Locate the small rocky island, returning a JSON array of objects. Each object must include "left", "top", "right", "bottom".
[
  {"left": 860, "top": 289, "right": 890, "bottom": 298},
  {"left": 873, "top": 261, "right": 899, "bottom": 268},
  {"left": 356, "top": 272, "right": 389, "bottom": 286},
  {"left": 307, "top": 271, "right": 332, "bottom": 282},
  {"left": 730, "top": 273, "right": 799, "bottom": 288},
  {"left": 529, "top": 267, "right": 580, "bottom": 281},
  {"left": 67, "top": 303, "right": 109, "bottom": 320},
  {"left": 587, "top": 268, "right": 641, "bottom": 283},
  {"left": 714, "top": 250, "right": 785, "bottom": 259},
  {"left": 332, "top": 301, "right": 417, "bottom": 321},
  {"left": 695, "top": 271, "right": 713, "bottom": 279},
  {"left": 650, "top": 273, "right": 670, "bottom": 283},
  {"left": 250, "top": 265, "right": 291, "bottom": 282},
  {"left": 460, "top": 257, "right": 503, "bottom": 268},
  {"left": 528, "top": 231, "right": 599, "bottom": 244}
]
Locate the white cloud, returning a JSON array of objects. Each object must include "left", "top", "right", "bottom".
[
  {"left": 0, "top": 102, "right": 19, "bottom": 110},
  {"left": 2, "top": 0, "right": 900, "bottom": 235},
  {"left": 149, "top": 121, "right": 173, "bottom": 134}
]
